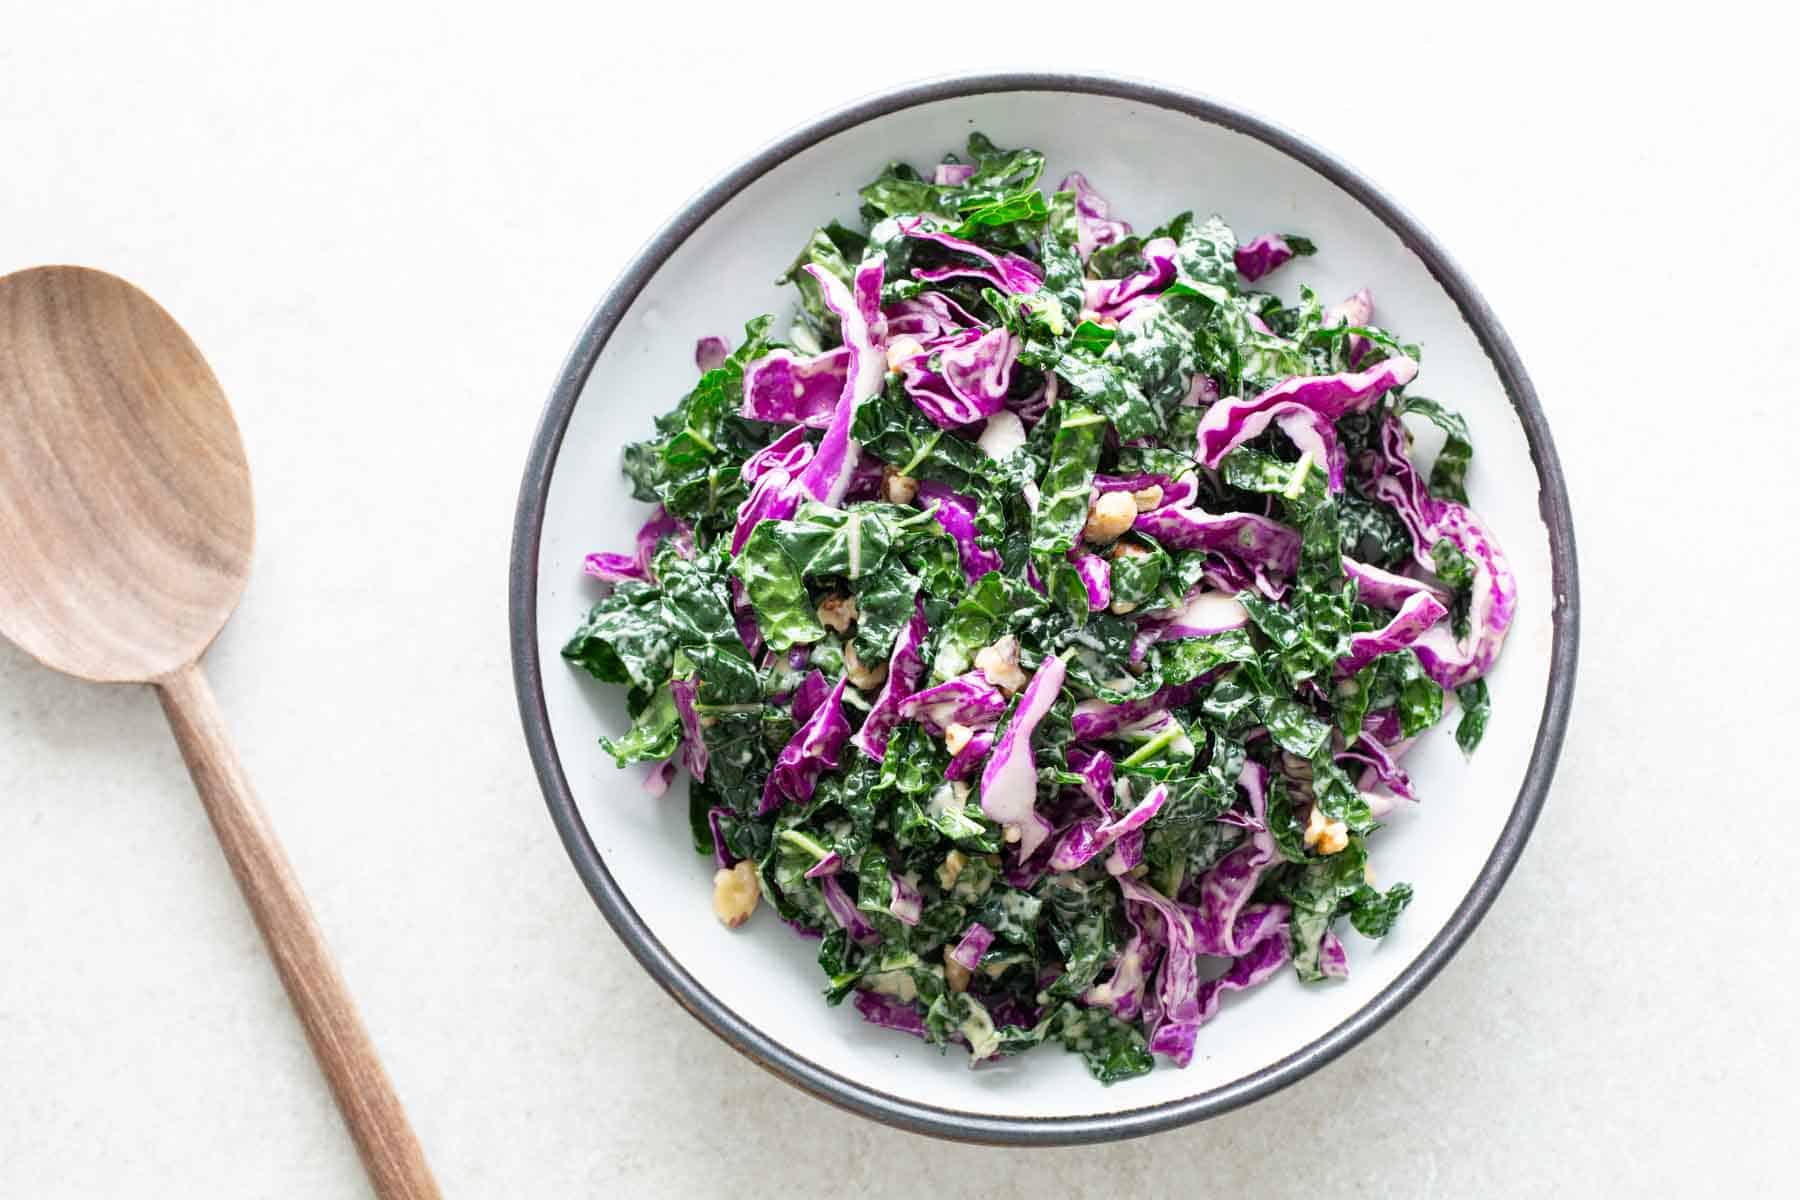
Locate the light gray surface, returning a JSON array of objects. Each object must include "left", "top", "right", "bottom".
[{"left": 0, "top": 4, "right": 1791, "bottom": 1196}]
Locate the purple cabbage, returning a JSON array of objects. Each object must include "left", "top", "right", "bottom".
[
  {"left": 1048, "top": 782, "right": 1169, "bottom": 871},
  {"left": 899, "top": 673, "right": 1008, "bottom": 732},
  {"left": 889, "top": 871, "right": 923, "bottom": 926},
  {"left": 938, "top": 326, "right": 1021, "bottom": 423},
  {"left": 1082, "top": 237, "right": 1177, "bottom": 322},
  {"left": 1342, "top": 557, "right": 1446, "bottom": 610},
  {"left": 821, "top": 873, "right": 879, "bottom": 943},
  {"left": 1059, "top": 172, "right": 1132, "bottom": 261},
  {"left": 850, "top": 600, "right": 930, "bottom": 762},
  {"left": 729, "top": 465, "right": 800, "bottom": 555},
  {"left": 902, "top": 219, "right": 1044, "bottom": 295},
  {"left": 781, "top": 917, "right": 824, "bottom": 941},
  {"left": 644, "top": 758, "right": 677, "bottom": 798},
  {"left": 978, "top": 653, "right": 1067, "bottom": 860},
  {"left": 727, "top": 577, "right": 763, "bottom": 658},
  {"left": 790, "top": 668, "right": 829, "bottom": 726},
  {"left": 1325, "top": 288, "right": 1374, "bottom": 329},
  {"left": 1325, "top": 289, "right": 1376, "bottom": 366},
  {"left": 1118, "top": 876, "right": 1202, "bottom": 1066},
  {"left": 1336, "top": 588, "right": 1449, "bottom": 677},
  {"left": 694, "top": 335, "right": 731, "bottom": 373},
  {"left": 1233, "top": 234, "right": 1295, "bottom": 282},
  {"left": 670, "top": 677, "right": 708, "bottom": 782},
  {"left": 1067, "top": 747, "right": 1116, "bottom": 816},
  {"left": 1363, "top": 707, "right": 1404, "bottom": 745},
  {"left": 884, "top": 292, "right": 981, "bottom": 341},
  {"left": 1364, "top": 414, "right": 1517, "bottom": 688},
  {"left": 580, "top": 552, "right": 642, "bottom": 584},
  {"left": 1066, "top": 547, "right": 1112, "bottom": 611},
  {"left": 933, "top": 161, "right": 975, "bottom": 186},
  {"left": 915, "top": 480, "right": 1003, "bottom": 584},
  {"left": 1083, "top": 929, "right": 1149, "bottom": 1019},
  {"left": 1010, "top": 373, "right": 1054, "bottom": 426},
  {"left": 640, "top": 508, "right": 693, "bottom": 566},
  {"left": 1156, "top": 589, "right": 1251, "bottom": 640},
  {"left": 803, "top": 851, "right": 843, "bottom": 879},
  {"left": 1105, "top": 830, "right": 1145, "bottom": 875},
  {"left": 841, "top": 453, "right": 887, "bottom": 502},
  {"left": 1202, "top": 554, "right": 1287, "bottom": 602},
  {"left": 901, "top": 326, "right": 1021, "bottom": 429},
  {"left": 852, "top": 989, "right": 926, "bottom": 1036},
  {"left": 740, "top": 346, "right": 851, "bottom": 427},
  {"left": 1338, "top": 736, "right": 1415, "bottom": 803},
  {"left": 740, "top": 424, "right": 814, "bottom": 485},
  {"left": 1194, "top": 355, "right": 1419, "bottom": 475},
  {"left": 584, "top": 506, "right": 693, "bottom": 584},
  {"left": 1128, "top": 626, "right": 1159, "bottom": 667},
  {"left": 1092, "top": 471, "right": 1194, "bottom": 509},
  {"left": 705, "top": 805, "right": 734, "bottom": 867},
  {"left": 793, "top": 261, "right": 884, "bottom": 505},
  {"left": 948, "top": 922, "right": 994, "bottom": 971},
  {"left": 1318, "top": 929, "right": 1350, "bottom": 979},
  {"left": 758, "top": 675, "right": 849, "bottom": 815},
  {"left": 1133, "top": 505, "right": 1301, "bottom": 579},
  {"left": 944, "top": 728, "right": 995, "bottom": 781},
  {"left": 1071, "top": 681, "right": 1202, "bottom": 741},
  {"left": 1191, "top": 763, "right": 1279, "bottom": 956},
  {"left": 729, "top": 261, "right": 885, "bottom": 553},
  {"left": 1194, "top": 905, "right": 1292, "bottom": 1023}
]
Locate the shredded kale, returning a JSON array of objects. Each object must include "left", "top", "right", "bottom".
[{"left": 563, "top": 133, "right": 1514, "bottom": 1084}]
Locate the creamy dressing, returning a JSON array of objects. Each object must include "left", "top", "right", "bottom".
[
  {"left": 864, "top": 970, "right": 917, "bottom": 1003},
  {"left": 958, "top": 1001, "right": 1001, "bottom": 1061}
]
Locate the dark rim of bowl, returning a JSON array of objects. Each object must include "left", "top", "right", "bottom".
[{"left": 510, "top": 71, "right": 1579, "bottom": 1145}]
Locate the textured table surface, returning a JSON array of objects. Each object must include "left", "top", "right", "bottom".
[{"left": 2, "top": 4, "right": 1792, "bottom": 1195}]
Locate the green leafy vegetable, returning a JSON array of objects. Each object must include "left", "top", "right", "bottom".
[{"left": 562, "top": 134, "right": 1513, "bottom": 1085}]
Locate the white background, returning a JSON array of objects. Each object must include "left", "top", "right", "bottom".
[{"left": 1, "top": 3, "right": 1793, "bottom": 1195}]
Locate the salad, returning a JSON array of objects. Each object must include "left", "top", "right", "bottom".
[{"left": 563, "top": 135, "right": 1515, "bottom": 1083}]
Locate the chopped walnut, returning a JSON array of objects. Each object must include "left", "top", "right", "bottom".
[
  {"left": 1082, "top": 490, "right": 1138, "bottom": 545},
  {"left": 844, "top": 642, "right": 888, "bottom": 691},
  {"left": 944, "top": 722, "right": 975, "bottom": 756},
  {"left": 943, "top": 946, "right": 972, "bottom": 993},
  {"left": 937, "top": 850, "right": 969, "bottom": 891},
  {"left": 974, "top": 635, "right": 1027, "bottom": 694},
  {"left": 885, "top": 335, "right": 925, "bottom": 370},
  {"left": 1131, "top": 484, "right": 1164, "bottom": 512},
  {"left": 880, "top": 466, "right": 918, "bottom": 506},
  {"left": 816, "top": 593, "right": 858, "bottom": 634},
  {"left": 1303, "top": 806, "right": 1349, "bottom": 856},
  {"left": 712, "top": 861, "right": 761, "bottom": 928}
]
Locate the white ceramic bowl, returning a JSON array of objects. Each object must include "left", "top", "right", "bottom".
[{"left": 511, "top": 74, "right": 1577, "bottom": 1143}]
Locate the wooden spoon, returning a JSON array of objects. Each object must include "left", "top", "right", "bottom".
[{"left": 0, "top": 266, "right": 439, "bottom": 1199}]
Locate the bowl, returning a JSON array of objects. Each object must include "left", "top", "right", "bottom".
[{"left": 510, "top": 72, "right": 1578, "bottom": 1143}]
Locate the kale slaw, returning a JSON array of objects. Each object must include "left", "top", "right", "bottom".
[{"left": 563, "top": 135, "right": 1515, "bottom": 1083}]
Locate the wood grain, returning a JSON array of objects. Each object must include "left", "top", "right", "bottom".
[
  {"left": 0, "top": 266, "right": 440, "bottom": 1198},
  {"left": 158, "top": 664, "right": 440, "bottom": 1200},
  {"left": 0, "top": 266, "right": 252, "bottom": 683}
]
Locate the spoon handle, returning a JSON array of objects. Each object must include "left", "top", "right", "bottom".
[{"left": 156, "top": 662, "right": 441, "bottom": 1200}]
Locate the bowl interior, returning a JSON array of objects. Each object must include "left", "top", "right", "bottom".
[{"left": 526, "top": 85, "right": 1561, "bottom": 1127}]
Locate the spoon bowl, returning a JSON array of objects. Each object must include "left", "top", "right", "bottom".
[{"left": 0, "top": 266, "right": 251, "bottom": 683}]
